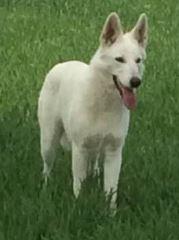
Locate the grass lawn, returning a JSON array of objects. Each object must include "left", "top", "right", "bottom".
[{"left": 0, "top": 0, "right": 178, "bottom": 239}]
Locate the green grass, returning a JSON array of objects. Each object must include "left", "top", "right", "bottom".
[{"left": 0, "top": 0, "right": 179, "bottom": 239}]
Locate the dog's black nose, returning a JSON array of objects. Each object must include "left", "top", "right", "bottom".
[{"left": 130, "top": 77, "right": 141, "bottom": 88}]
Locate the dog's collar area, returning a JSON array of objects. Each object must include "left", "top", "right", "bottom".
[{"left": 112, "top": 75, "right": 122, "bottom": 96}]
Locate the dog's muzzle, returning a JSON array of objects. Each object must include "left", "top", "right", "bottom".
[{"left": 112, "top": 74, "right": 137, "bottom": 110}]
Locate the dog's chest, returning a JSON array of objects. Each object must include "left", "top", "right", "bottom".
[{"left": 70, "top": 108, "right": 130, "bottom": 150}]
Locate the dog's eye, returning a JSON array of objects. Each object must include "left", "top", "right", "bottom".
[
  {"left": 136, "top": 58, "right": 141, "bottom": 63},
  {"left": 115, "top": 57, "right": 125, "bottom": 63}
]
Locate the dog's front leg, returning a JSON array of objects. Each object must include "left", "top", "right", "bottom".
[
  {"left": 72, "top": 143, "right": 88, "bottom": 198},
  {"left": 104, "top": 146, "right": 122, "bottom": 209}
]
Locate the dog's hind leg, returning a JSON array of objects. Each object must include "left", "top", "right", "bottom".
[
  {"left": 40, "top": 120, "right": 63, "bottom": 185},
  {"left": 38, "top": 83, "right": 63, "bottom": 185}
]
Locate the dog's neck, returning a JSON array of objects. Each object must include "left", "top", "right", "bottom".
[{"left": 83, "top": 64, "right": 125, "bottom": 113}]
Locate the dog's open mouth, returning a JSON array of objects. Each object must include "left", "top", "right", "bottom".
[{"left": 113, "top": 75, "right": 136, "bottom": 110}]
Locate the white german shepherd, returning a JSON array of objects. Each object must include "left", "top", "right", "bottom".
[{"left": 38, "top": 12, "right": 148, "bottom": 209}]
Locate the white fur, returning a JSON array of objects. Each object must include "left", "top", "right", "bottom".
[{"left": 38, "top": 12, "right": 148, "bottom": 209}]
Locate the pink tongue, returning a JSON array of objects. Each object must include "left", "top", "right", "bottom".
[{"left": 122, "top": 87, "right": 136, "bottom": 110}]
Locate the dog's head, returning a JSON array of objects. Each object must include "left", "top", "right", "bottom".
[{"left": 93, "top": 12, "right": 148, "bottom": 110}]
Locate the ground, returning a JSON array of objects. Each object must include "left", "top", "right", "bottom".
[{"left": 0, "top": 0, "right": 178, "bottom": 239}]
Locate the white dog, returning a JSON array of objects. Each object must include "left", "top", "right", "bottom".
[{"left": 38, "top": 12, "right": 148, "bottom": 208}]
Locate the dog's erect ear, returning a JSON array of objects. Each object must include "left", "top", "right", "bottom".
[
  {"left": 131, "top": 13, "right": 148, "bottom": 48},
  {"left": 100, "top": 12, "right": 122, "bottom": 46}
]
